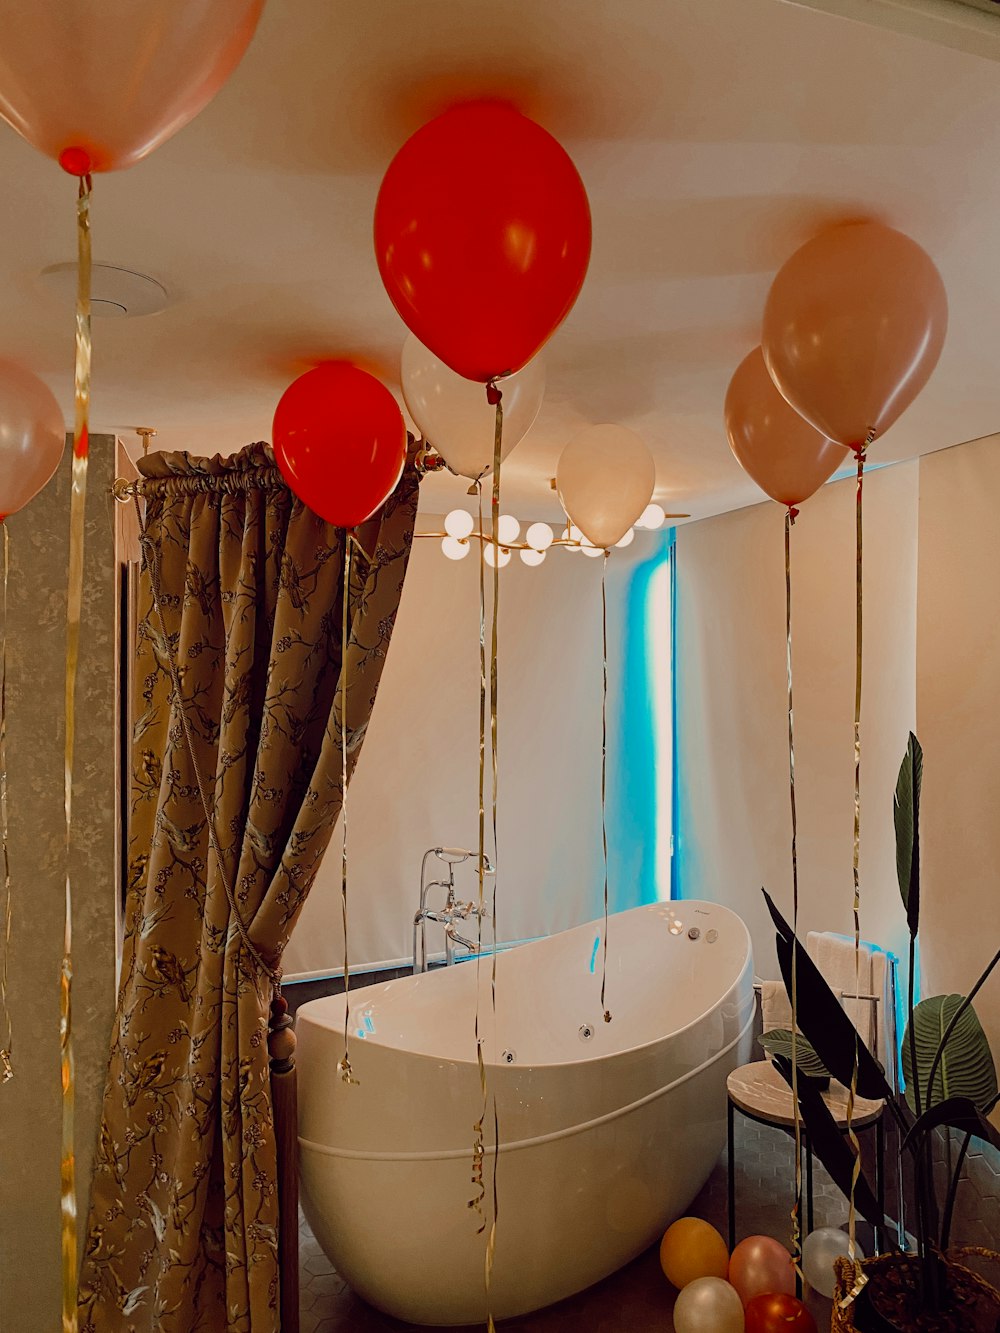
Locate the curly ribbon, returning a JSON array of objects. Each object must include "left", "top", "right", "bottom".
[
  {"left": 484, "top": 384, "right": 504, "bottom": 1333},
  {"left": 470, "top": 479, "right": 488, "bottom": 1236},
  {"left": 841, "top": 433, "right": 874, "bottom": 1311},
  {"left": 0, "top": 524, "right": 11, "bottom": 1085},
  {"left": 338, "top": 535, "right": 358, "bottom": 1086},
  {"left": 599, "top": 551, "right": 612, "bottom": 1024},
  {"left": 785, "top": 507, "right": 803, "bottom": 1274},
  {"left": 61, "top": 169, "right": 92, "bottom": 1333}
]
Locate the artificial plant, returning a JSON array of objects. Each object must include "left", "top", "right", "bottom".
[{"left": 761, "top": 733, "right": 1000, "bottom": 1323}]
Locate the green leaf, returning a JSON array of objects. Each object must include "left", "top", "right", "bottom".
[
  {"left": 761, "top": 1029, "right": 832, "bottom": 1079},
  {"left": 902, "top": 1095, "right": 1000, "bottom": 1157},
  {"left": 894, "top": 732, "right": 922, "bottom": 937},
  {"left": 901, "top": 994, "right": 998, "bottom": 1114}
]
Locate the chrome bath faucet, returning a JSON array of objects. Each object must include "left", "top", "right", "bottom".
[{"left": 413, "top": 847, "right": 494, "bottom": 974}]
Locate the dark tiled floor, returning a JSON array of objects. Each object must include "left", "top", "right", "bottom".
[{"left": 298, "top": 1114, "right": 845, "bottom": 1332}]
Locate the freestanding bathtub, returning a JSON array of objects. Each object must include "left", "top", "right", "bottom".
[{"left": 297, "top": 900, "right": 754, "bottom": 1325}]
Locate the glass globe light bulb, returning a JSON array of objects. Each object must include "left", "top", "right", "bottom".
[
  {"left": 615, "top": 527, "right": 636, "bottom": 549},
  {"left": 581, "top": 543, "right": 603, "bottom": 558},
  {"left": 520, "top": 547, "right": 546, "bottom": 567},
  {"left": 635, "top": 502, "right": 666, "bottom": 530},
  {"left": 483, "top": 542, "right": 511, "bottom": 569},
  {"left": 441, "top": 536, "right": 470, "bottom": 561},
  {"left": 525, "top": 521, "right": 553, "bottom": 551},
  {"left": 444, "top": 508, "right": 474, "bottom": 540},
  {"left": 496, "top": 513, "right": 520, "bottom": 545}
]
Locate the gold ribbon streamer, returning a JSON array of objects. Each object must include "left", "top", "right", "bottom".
[
  {"left": 338, "top": 535, "right": 358, "bottom": 1086},
  {"left": 0, "top": 524, "right": 11, "bottom": 1084},
  {"left": 599, "top": 551, "right": 612, "bottom": 1024},
  {"left": 470, "top": 480, "right": 488, "bottom": 1235},
  {"left": 484, "top": 389, "right": 504, "bottom": 1333},
  {"left": 785, "top": 507, "right": 803, "bottom": 1272},
  {"left": 61, "top": 170, "right": 92, "bottom": 1333},
  {"left": 841, "top": 434, "right": 874, "bottom": 1311}
]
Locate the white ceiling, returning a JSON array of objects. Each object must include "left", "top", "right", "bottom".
[{"left": 0, "top": 0, "right": 998, "bottom": 522}]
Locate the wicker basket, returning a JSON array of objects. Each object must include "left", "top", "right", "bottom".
[{"left": 831, "top": 1250, "right": 1000, "bottom": 1332}]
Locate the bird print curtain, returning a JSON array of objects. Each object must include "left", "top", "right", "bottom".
[{"left": 78, "top": 443, "right": 418, "bottom": 1332}]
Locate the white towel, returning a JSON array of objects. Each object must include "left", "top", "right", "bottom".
[
  {"left": 808, "top": 930, "right": 876, "bottom": 1048},
  {"left": 760, "top": 980, "right": 793, "bottom": 1033}
]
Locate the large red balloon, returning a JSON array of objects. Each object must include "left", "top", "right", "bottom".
[
  {"left": 745, "top": 1292, "right": 818, "bottom": 1333},
  {"left": 273, "top": 363, "right": 406, "bottom": 528},
  {"left": 374, "top": 100, "right": 592, "bottom": 383}
]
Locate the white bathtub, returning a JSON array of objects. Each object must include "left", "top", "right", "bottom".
[{"left": 296, "top": 900, "right": 754, "bottom": 1326}]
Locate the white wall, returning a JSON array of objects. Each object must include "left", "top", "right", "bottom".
[
  {"left": 917, "top": 436, "right": 1000, "bottom": 1099},
  {"left": 283, "top": 529, "right": 672, "bottom": 978},
  {"left": 675, "top": 462, "right": 919, "bottom": 983}
]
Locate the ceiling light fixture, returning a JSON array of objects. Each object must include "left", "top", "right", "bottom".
[{"left": 422, "top": 505, "right": 687, "bottom": 568}]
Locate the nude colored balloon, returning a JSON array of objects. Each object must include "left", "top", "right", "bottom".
[
  {"left": 0, "top": 0, "right": 265, "bottom": 173},
  {"left": 673, "top": 1277, "right": 745, "bottom": 1333},
  {"left": 724, "top": 347, "right": 849, "bottom": 508},
  {"left": 557, "top": 424, "right": 655, "bottom": 549},
  {"left": 762, "top": 222, "right": 947, "bottom": 449},
  {"left": 728, "top": 1236, "right": 796, "bottom": 1307},
  {"left": 0, "top": 362, "right": 65, "bottom": 520},
  {"left": 401, "top": 335, "right": 544, "bottom": 480}
]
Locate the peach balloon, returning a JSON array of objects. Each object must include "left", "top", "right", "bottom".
[
  {"left": 0, "top": 0, "right": 265, "bottom": 173},
  {"left": 725, "top": 347, "right": 849, "bottom": 508},
  {"left": 659, "top": 1217, "right": 730, "bottom": 1290},
  {"left": 728, "top": 1236, "right": 796, "bottom": 1307},
  {"left": 762, "top": 221, "right": 947, "bottom": 450},
  {"left": 0, "top": 362, "right": 65, "bottom": 521}
]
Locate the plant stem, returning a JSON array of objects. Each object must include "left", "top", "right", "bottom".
[{"left": 908, "top": 936, "right": 921, "bottom": 1117}]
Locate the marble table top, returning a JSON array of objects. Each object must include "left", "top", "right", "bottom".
[{"left": 727, "top": 1060, "right": 884, "bottom": 1129}]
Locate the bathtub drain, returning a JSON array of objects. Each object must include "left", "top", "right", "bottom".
[
  {"left": 578, "top": 1024, "right": 594, "bottom": 1042},
  {"left": 500, "top": 1048, "right": 517, "bottom": 1065}
]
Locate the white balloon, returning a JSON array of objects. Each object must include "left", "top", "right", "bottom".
[
  {"left": 557, "top": 424, "right": 656, "bottom": 549},
  {"left": 401, "top": 334, "right": 545, "bottom": 480},
  {"left": 802, "top": 1228, "right": 862, "bottom": 1299},
  {"left": 673, "top": 1277, "right": 745, "bottom": 1333}
]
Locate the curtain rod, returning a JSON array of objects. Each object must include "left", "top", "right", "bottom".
[{"left": 112, "top": 467, "right": 287, "bottom": 501}]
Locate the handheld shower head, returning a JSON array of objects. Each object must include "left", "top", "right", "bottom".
[{"left": 435, "top": 847, "right": 472, "bottom": 864}]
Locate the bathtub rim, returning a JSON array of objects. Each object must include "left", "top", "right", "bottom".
[
  {"left": 296, "top": 900, "right": 753, "bottom": 1074},
  {"left": 298, "top": 1002, "right": 755, "bottom": 1164}
]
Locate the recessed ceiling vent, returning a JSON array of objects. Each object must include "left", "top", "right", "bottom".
[{"left": 36, "top": 263, "right": 169, "bottom": 318}]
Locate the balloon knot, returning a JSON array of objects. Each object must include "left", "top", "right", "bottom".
[
  {"left": 58, "top": 145, "right": 93, "bottom": 177},
  {"left": 788, "top": 506, "right": 799, "bottom": 524},
  {"left": 486, "top": 381, "right": 502, "bottom": 406}
]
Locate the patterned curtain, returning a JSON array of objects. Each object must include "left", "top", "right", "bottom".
[{"left": 79, "top": 443, "right": 418, "bottom": 1332}]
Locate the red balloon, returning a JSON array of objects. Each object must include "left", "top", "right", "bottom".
[
  {"left": 273, "top": 363, "right": 406, "bottom": 528},
  {"left": 745, "top": 1292, "right": 818, "bottom": 1333},
  {"left": 374, "top": 100, "right": 591, "bottom": 383}
]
